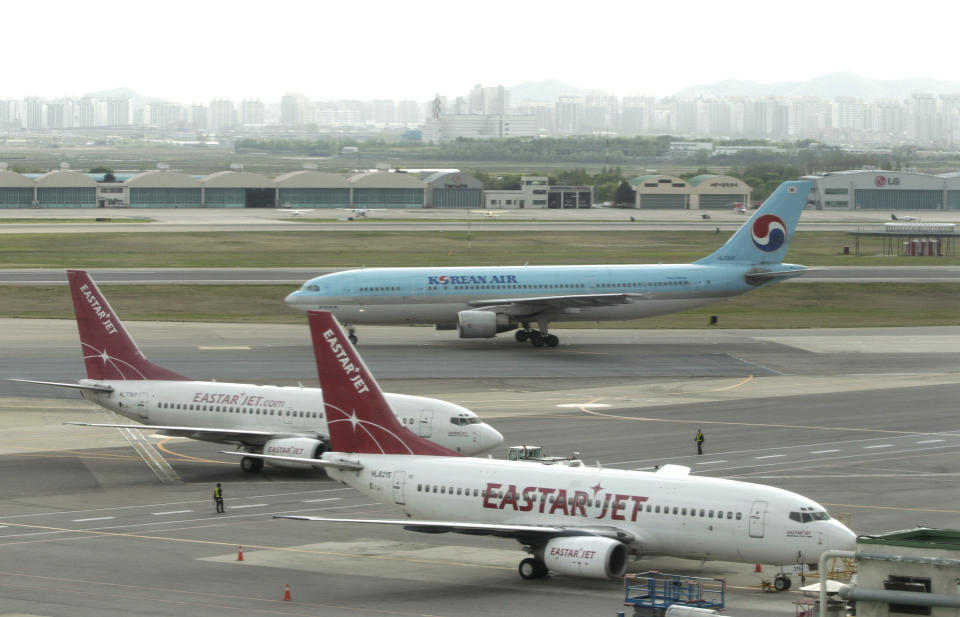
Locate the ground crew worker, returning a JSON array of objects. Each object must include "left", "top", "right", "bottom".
[
  {"left": 695, "top": 429, "right": 704, "bottom": 455},
  {"left": 214, "top": 482, "right": 224, "bottom": 513}
]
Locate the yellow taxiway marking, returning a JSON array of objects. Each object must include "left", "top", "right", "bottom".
[
  {"left": 155, "top": 438, "right": 233, "bottom": 465},
  {"left": 707, "top": 375, "right": 754, "bottom": 391}
]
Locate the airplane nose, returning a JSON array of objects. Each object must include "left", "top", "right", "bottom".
[
  {"left": 482, "top": 424, "right": 504, "bottom": 452},
  {"left": 285, "top": 290, "right": 307, "bottom": 311},
  {"left": 832, "top": 521, "right": 857, "bottom": 551}
]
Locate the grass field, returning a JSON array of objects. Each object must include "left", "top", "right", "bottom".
[
  {"left": 2, "top": 283, "right": 957, "bottom": 328},
  {"left": 1, "top": 229, "right": 958, "bottom": 268}
]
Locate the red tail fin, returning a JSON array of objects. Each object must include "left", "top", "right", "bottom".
[
  {"left": 67, "top": 270, "right": 188, "bottom": 381},
  {"left": 308, "top": 311, "right": 458, "bottom": 456}
]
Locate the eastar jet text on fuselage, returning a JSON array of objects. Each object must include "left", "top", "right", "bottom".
[
  {"left": 286, "top": 181, "right": 813, "bottom": 347},
  {"left": 234, "top": 311, "right": 856, "bottom": 585},
  {"left": 11, "top": 271, "right": 502, "bottom": 472}
]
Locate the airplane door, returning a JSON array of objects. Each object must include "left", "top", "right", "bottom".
[
  {"left": 406, "top": 276, "right": 425, "bottom": 297},
  {"left": 392, "top": 471, "right": 407, "bottom": 505},
  {"left": 418, "top": 410, "right": 433, "bottom": 438},
  {"left": 749, "top": 500, "right": 767, "bottom": 538},
  {"left": 136, "top": 392, "right": 150, "bottom": 420},
  {"left": 282, "top": 406, "right": 294, "bottom": 425}
]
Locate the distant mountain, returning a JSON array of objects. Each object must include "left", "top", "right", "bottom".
[
  {"left": 508, "top": 79, "right": 607, "bottom": 103},
  {"left": 83, "top": 87, "right": 160, "bottom": 108},
  {"left": 675, "top": 72, "right": 960, "bottom": 100}
]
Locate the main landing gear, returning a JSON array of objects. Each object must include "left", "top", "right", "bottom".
[
  {"left": 514, "top": 322, "right": 559, "bottom": 348},
  {"left": 240, "top": 456, "right": 264, "bottom": 473},
  {"left": 518, "top": 557, "right": 549, "bottom": 580},
  {"left": 347, "top": 326, "right": 358, "bottom": 345},
  {"left": 773, "top": 573, "right": 793, "bottom": 591}
]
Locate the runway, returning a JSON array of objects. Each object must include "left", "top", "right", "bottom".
[
  {"left": 2, "top": 265, "right": 959, "bottom": 285},
  {"left": 2, "top": 322, "right": 960, "bottom": 616}
]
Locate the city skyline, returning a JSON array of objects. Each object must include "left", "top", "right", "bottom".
[{"left": 4, "top": 0, "right": 958, "bottom": 103}]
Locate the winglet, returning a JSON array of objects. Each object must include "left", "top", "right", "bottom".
[
  {"left": 307, "top": 310, "right": 458, "bottom": 457},
  {"left": 67, "top": 270, "right": 188, "bottom": 381}
]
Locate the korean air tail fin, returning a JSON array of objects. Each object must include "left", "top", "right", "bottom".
[
  {"left": 67, "top": 270, "right": 188, "bottom": 381},
  {"left": 308, "top": 310, "right": 459, "bottom": 457},
  {"left": 695, "top": 180, "right": 812, "bottom": 266}
]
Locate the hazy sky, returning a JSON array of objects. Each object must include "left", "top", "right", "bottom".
[{"left": 6, "top": 0, "right": 957, "bottom": 103}]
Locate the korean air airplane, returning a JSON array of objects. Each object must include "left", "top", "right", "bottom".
[
  {"left": 233, "top": 311, "right": 856, "bottom": 586},
  {"left": 285, "top": 181, "right": 812, "bottom": 347},
  {"left": 11, "top": 271, "right": 502, "bottom": 472}
]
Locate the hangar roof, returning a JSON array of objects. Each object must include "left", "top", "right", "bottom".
[
  {"left": 629, "top": 174, "right": 685, "bottom": 187},
  {"left": 35, "top": 170, "right": 97, "bottom": 188},
  {"left": 0, "top": 170, "right": 34, "bottom": 188},
  {"left": 349, "top": 171, "right": 424, "bottom": 189},
  {"left": 688, "top": 174, "right": 751, "bottom": 191},
  {"left": 274, "top": 170, "right": 350, "bottom": 188},
  {"left": 126, "top": 170, "right": 202, "bottom": 188},
  {"left": 421, "top": 171, "right": 483, "bottom": 188},
  {"left": 202, "top": 170, "right": 274, "bottom": 189}
]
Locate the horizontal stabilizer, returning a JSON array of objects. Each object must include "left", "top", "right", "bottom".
[{"left": 10, "top": 378, "right": 114, "bottom": 393}]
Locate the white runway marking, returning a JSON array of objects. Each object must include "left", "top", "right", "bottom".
[
  {"left": 810, "top": 449, "right": 840, "bottom": 454},
  {"left": 754, "top": 455, "right": 786, "bottom": 459},
  {"left": 230, "top": 503, "right": 268, "bottom": 509},
  {"left": 151, "top": 510, "right": 193, "bottom": 516},
  {"left": 73, "top": 517, "right": 115, "bottom": 522},
  {"left": 304, "top": 498, "right": 342, "bottom": 503},
  {"left": 556, "top": 403, "right": 611, "bottom": 408},
  {"left": 696, "top": 461, "right": 727, "bottom": 465},
  {"left": 917, "top": 439, "right": 944, "bottom": 444},
  {"left": 864, "top": 444, "right": 893, "bottom": 449}
]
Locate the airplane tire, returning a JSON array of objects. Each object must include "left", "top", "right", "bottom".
[
  {"left": 348, "top": 334, "right": 358, "bottom": 345},
  {"left": 543, "top": 334, "right": 559, "bottom": 347},
  {"left": 518, "top": 557, "right": 548, "bottom": 580},
  {"left": 529, "top": 331, "right": 544, "bottom": 347},
  {"left": 515, "top": 330, "right": 529, "bottom": 343},
  {"left": 241, "top": 456, "right": 264, "bottom": 473},
  {"left": 774, "top": 575, "right": 791, "bottom": 591}
]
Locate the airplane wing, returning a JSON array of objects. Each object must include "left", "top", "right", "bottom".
[
  {"left": 10, "top": 379, "right": 114, "bottom": 393},
  {"left": 221, "top": 451, "right": 362, "bottom": 471},
  {"left": 66, "top": 422, "right": 304, "bottom": 445},
  {"left": 744, "top": 268, "right": 815, "bottom": 285},
  {"left": 466, "top": 293, "right": 650, "bottom": 316},
  {"left": 274, "top": 515, "right": 636, "bottom": 542}
]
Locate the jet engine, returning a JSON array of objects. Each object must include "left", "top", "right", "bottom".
[
  {"left": 542, "top": 536, "right": 628, "bottom": 579},
  {"left": 456, "top": 310, "right": 514, "bottom": 339},
  {"left": 261, "top": 437, "right": 326, "bottom": 469}
]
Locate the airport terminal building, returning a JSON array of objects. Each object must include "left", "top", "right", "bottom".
[{"left": 803, "top": 170, "right": 960, "bottom": 210}]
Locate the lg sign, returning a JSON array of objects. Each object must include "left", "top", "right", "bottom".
[{"left": 875, "top": 176, "right": 900, "bottom": 187}]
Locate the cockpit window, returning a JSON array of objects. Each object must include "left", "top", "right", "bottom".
[
  {"left": 449, "top": 416, "right": 481, "bottom": 426},
  {"left": 789, "top": 508, "right": 831, "bottom": 523}
]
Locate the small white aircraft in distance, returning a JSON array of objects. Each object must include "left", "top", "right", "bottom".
[
  {"left": 280, "top": 208, "right": 315, "bottom": 217},
  {"left": 890, "top": 214, "right": 919, "bottom": 222},
  {"left": 472, "top": 209, "right": 509, "bottom": 218},
  {"left": 349, "top": 208, "right": 386, "bottom": 218},
  {"left": 11, "top": 271, "right": 502, "bottom": 472},
  {"left": 233, "top": 311, "right": 856, "bottom": 586}
]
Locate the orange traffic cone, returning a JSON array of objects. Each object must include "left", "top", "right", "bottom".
[
  {"left": 237, "top": 545, "right": 244, "bottom": 561},
  {"left": 754, "top": 564, "right": 762, "bottom": 573},
  {"left": 283, "top": 583, "right": 292, "bottom": 601}
]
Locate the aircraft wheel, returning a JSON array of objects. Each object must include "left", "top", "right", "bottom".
[
  {"left": 348, "top": 334, "right": 358, "bottom": 345},
  {"left": 518, "top": 557, "right": 548, "bottom": 580},
  {"left": 774, "top": 575, "right": 791, "bottom": 591},
  {"left": 543, "top": 334, "right": 559, "bottom": 347},
  {"left": 240, "top": 456, "right": 264, "bottom": 473},
  {"left": 515, "top": 329, "right": 529, "bottom": 343},
  {"left": 529, "top": 331, "right": 544, "bottom": 347}
]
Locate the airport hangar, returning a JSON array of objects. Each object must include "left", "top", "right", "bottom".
[
  {"left": 803, "top": 169, "right": 960, "bottom": 210},
  {"left": 0, "top": 164, "right": 486, "bottom": 210},
  {"left": 628, "top": 174, "right": 753, "bottom": 209}
]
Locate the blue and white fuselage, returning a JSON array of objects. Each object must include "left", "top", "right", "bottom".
[{"left": 285, "top": 181, "right": 813, "bottom": 346}]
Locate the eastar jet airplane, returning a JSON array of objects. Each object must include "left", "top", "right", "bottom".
[
  {"left": 285, "top": 181, "right": 813, "bottom": 346},
  {"left": 11, "top": 271, "right": 502, "bottom": 472},
  {"left": 233, "top": 311, "right": 856, "bottom": 585}
]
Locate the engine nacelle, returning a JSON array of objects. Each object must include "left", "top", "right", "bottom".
[
  {"left": 262, "top": 437, "right": 326, "bottom": 469},
  {"left": 457, "top": 310, "right": 513, "bottom": 339},
  {"left": 543, "top": 536, "right": 628, "bottom": 579}
]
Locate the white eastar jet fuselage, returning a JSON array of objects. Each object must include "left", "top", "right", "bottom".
[{"left": 244, "top": 311, "right": 856, "bottom": 581}]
